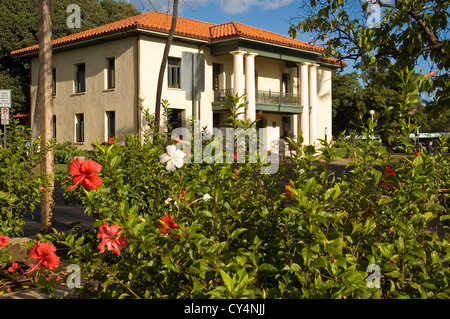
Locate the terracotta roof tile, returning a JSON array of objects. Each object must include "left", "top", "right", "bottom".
[
  {"left": 211, "top": 21, "right": 324, "bottom": 53},
  {"left": 11, "top": 10, "right": 345, "bottom": 66}
]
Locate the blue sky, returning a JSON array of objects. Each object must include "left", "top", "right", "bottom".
[
  {"left": 130, "top": 0, "right": 303, "bottom": 39},
  {"left": 124, "top": 0, "right": 436, "bottom": 78}
]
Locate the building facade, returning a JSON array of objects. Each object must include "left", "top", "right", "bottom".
[{"left": 12, "top": 11, "right": 345, "bottom": 151}]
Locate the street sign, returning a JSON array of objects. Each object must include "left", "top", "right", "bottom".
[
  {"left": 0, "top": 90, "right": 11, "bottom": 108},
  {"left": 181, "top": 52, "right": 205, "bottom": 101},
  {"left": 1, "top": 108, "right": 8, "bottom": 120}
]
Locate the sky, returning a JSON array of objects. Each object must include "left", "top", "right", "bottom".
[
  {"left": 123, "top": 0, "right": 437, "bottom": 78},
  {"left": 128, "top": 0, "right": 306, "bottom": 39},
  {"left": 127, "top": 0, "right": 359, "bottom": 71}
]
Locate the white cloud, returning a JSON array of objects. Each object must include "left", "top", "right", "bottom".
[
  {"left": 219, "top": 0, "right": 294, "bottom": 14},
  {"left": 126, "top": 0, "right": 294, "bottom": 15}
]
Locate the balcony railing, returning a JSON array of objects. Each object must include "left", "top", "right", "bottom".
[
  {"left": 214, "top": 89, "right": 236, "bottom": 102},
  {"left": 213, "top": 89, "right": 299, "bottom": 106},
  {"left": 256, "top": 90, "right": 299, "bottom": 106}
]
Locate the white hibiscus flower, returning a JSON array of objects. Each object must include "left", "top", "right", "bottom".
[
  {"left": 160, "top": 145, "right": 186, "bottom": 172},
  {"left": 202, "top": 193, "right": 212, "bottom": 202}
]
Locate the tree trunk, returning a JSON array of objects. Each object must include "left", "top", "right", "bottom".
[
  {"left": 36, "top": 0, "right": 54, "bottom": 233},
  {"left": 154, "top": 0, "right": 179, "bottom": 132}
]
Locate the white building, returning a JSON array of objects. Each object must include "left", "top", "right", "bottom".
[{"left": 12, "top": 11, "right": 345, "bottom": 151}]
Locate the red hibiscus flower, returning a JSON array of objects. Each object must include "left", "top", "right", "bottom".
[
  {"left": 8, "top": 262, "right": 19, "bottom": 273},
  {"left": 173, "top": 136, "right": 182, "bottom": 144},
  {"left": 256, "top": 110, "right": 263, "bottom": 120},
  {"left": 157, "top": 215, "right": 180, "bottom": 238},
  {"left": 97, "top": 223, "right": 127, "bottom": 255},
  {"left": 28, "top": 241, "right": 60, "bottom": 271},
  {"left": 381, "top": 167, "right": 398, "bottom": 189},
  {"left": 285, "top": 182, "right": 293, "bottom": 196},
  {"left": 108, "top": 137, "right": 115, "bottom": 144},
  {"left": 67, "top": 157, "right": 102, "bottom": 191},
  {"left": 0, "top": 235, "right": 9, "bottom": 247},
  {"left": 424, "top": 70, "right": 438, "bottom": 78}
]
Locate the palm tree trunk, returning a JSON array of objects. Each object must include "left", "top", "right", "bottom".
[
  {"left": 36, "top": 0, "right": 54, "bottom": 233},
  {"left": 154, "top": 0, "right": 179, "bottom": 132}
]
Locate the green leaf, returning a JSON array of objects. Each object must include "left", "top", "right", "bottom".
[
  {"left": 259, "top": 263, "right": 278, "bottom": 272},
  {"left": 230, "top": 228, "right": 247, "bottom": 240},
  {"left": 379, "top": 244, "right": 392, "bottom": 258},
  {"left": 219, "top": 269, "right": 234, "bottom": 293},
  {"left": 364, "top": 218, "right": 376, "bottom": 235},
  {"left": 304, "top": 177, "right": 317, "bottom": 197}
]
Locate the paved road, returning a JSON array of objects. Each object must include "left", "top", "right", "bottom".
[{"left": 23, "top": 182, "right": 94, "bottom": 237}]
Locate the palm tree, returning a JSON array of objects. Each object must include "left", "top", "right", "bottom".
[
  {"left": 35, "top": 0, "right": 54, "bottom": 233},
  {"left": 154, "top": 0, "right": 179, "bottom": 132}
]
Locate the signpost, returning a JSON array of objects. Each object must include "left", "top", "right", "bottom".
[
  {"left": 181, "top": 52, "right": 205, "bottom": 119},
  {"left": 0, "top": 90, "right": 11, "bottom": 148}
]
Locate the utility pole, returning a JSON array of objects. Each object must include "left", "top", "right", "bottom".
[{"left": 36, "top": 0, "right": 54, "bottom": 233}]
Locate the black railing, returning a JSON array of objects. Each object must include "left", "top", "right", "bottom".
[
  {"left": 213, "top": 89, "right": 235, "bottom": 102},
  {"left": 256, "top": 90, "right": 299, "bottom": 106},
  {"left": 213, "top": 89, "right": 300, "bottom": 106}
]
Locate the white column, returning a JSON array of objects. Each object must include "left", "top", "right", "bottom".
[
  {"left": 309, "top": 64, "right": 319, "bottom": 146},
  {"left": 299, "top": 62, "right": 310, "bottom": 145},
  {"left": 230, "top": 50, "right": 246, "bottom": 98},
  {"left": 245, "top": 52, "right": 258, "bottom": 123}
]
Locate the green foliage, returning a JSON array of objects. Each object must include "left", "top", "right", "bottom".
[
  {"left": 0, "top": 120, "right": 44, "bottom": 236},
  {"left": 290, "top": 0, "right": 449, "bottom": 114},
  {"left": 46, "top": 71, "right": 449, "bottom": 299},
  {"left": 53, "top": 141, "right": 89, "bottom": 164}
]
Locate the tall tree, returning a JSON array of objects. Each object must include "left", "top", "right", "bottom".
[
  {"left": 332, "top": 70, "right": 365, "bottom": 134},
  {"left": 154, "top": 0, "right": 179, "bottom": 132},
  {"left": 36, "top": 0, "right": 54, "bottom": 233},
  {"left": 1, "top": 0, "right": 140, "bottom": 114},
  {"left": 289, "top": 0, "right": 449, "bottom": 114}
]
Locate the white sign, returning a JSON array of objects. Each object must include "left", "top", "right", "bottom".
[
  {"left": 1, "top": 108, "right": 8, "bottom": 120},
  {"left": 0, "top": 90, "right": 11, "bottom": 108},
  {"left": 1, "top": 108, "right": 9, "bottom": 125}
]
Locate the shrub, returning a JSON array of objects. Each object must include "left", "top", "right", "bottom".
[
  {"left": 45, "top": 69, "right": 450, "bottom": 299},
  {"left": 0, "top": 120, "right": 45, "bottom": 236}
]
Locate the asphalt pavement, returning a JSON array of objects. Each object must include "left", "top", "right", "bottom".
[{"left": 23, "top": 182, "right": 94, "bottom": 237}]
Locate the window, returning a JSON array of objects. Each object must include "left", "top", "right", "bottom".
[
  {"left": 167, "top": 109, "right": 183, "bottom": 132},
  {"left": 213, "top": 63, "right": 223, "bottom": 91},
  {"left": 75, "top": 63, "right": 86, "bottom": 93},
  {"left": 105, "top": 111, "right": 115, "bottom": 139},
  {"left": 106, "top": 58, "right": 115, "bottom": 89},
  {"left": 167, "top": 58, "right": 181, "bottom": 88},
  {"left": 75, "top": 113, "right": 84, "bottom": 143},
  {"left": 52, "top": 68, "right": 56, "bottom": 96},
  {"left": 281, "top": 73, "right": 289, "bottom": 94},
  {"left": 53, "top": 115, "right": 56, "bottom": 139}
]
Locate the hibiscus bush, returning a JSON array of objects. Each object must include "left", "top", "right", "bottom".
[
  {"left": 38, "top": 69, "right": 450, "bottom": 299},
  {"left": 0, "top": 120, "right": 45, "bottom": 236}
]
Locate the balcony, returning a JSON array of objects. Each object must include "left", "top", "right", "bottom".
[{"left": 212, "top": 89, "right": 303, "bottom": 114}]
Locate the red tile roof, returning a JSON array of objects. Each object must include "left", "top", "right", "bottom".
[
  {"left": 11, "top": 10, "right": 346, "bottom": 66},
  {"left": 210, "top": 21, "right": 324, "bottom": 53}
]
